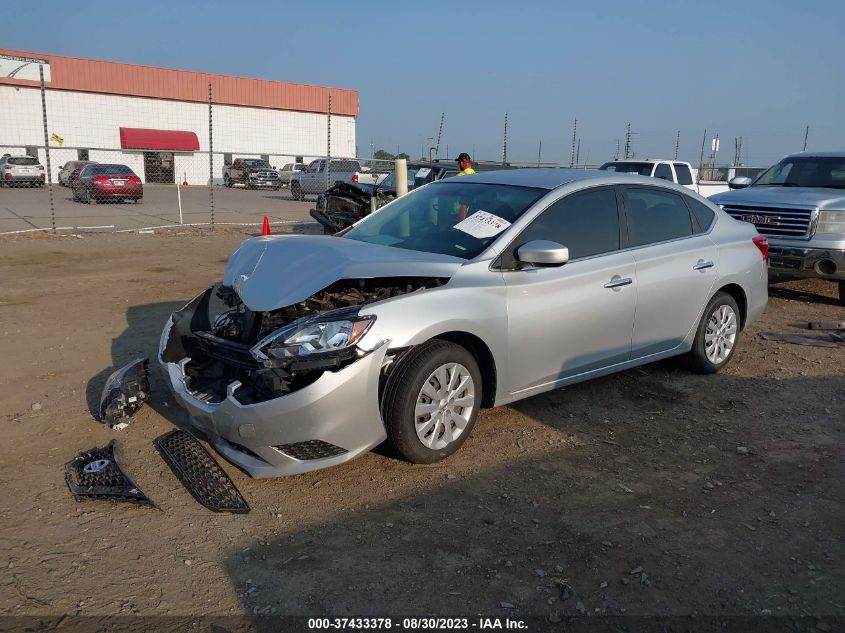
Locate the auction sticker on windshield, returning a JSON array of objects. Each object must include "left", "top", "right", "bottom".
[{"left": 454, "top": 210, "right": 512, "bottom": 239}]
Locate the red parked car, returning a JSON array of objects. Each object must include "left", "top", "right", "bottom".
[{"left": 73, "top": 164, "right": 143, "bottom": 204}]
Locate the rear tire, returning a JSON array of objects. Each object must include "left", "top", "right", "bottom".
[
  {"left": 224, "top": 175, "right": 231, "bottom": 188},
  {"left": 680, "top": 292, "right": 741, "bottom": 374},
  {"left": 382, "top": 340, "right": 482, "bottom": 464},
  {"left": 838, "top": 280, "right": 845, "bottom": 306},
  {"left": 291, "top": 181, "right": 303, "bottom": 201},
  {"left": 87, "top": 188, "right": 97, "bottom": 205}
]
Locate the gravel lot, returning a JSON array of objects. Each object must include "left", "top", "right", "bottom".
[{"left": 0, "top": 230, "right": 843, "bottom": 623}]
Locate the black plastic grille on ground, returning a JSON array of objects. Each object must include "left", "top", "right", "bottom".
[
  {"left": 154, "top": 430, "right": 249, "bottom": 513},
  {"left": 65, "top": 441, "right": 152, "bottom": 505},
  {"left": 274, "top": 440, "right": 348, "bottom": 461}
]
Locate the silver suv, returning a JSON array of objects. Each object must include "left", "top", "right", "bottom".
[
  {"left": 0, "top": 155, "right": 45, "bottom": 187},
  {"left": 711, "top": 152, "right": 845, "bottom": 304}
]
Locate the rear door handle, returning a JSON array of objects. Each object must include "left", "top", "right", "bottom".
[
  {"left": 603, "top": 277, "right": 633, "bottom": 289},
  {"left": 693, "top": 260, "right": 715, "bottom": 270}
]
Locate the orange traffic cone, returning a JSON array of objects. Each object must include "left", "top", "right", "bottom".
[{"left": 261, "top": 215, "right": 271, "bottom": 236}]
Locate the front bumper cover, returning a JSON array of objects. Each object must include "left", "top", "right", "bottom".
[
  {"left": 768, "top": 242, "right": 845, "bottom": 281},
  {"left": 159, "top": 313, "right": 390, "bottom": 478}
]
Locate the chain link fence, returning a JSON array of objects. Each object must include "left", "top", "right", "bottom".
[{"left": 0, "top": 66, "right": 365, "bottom": 234}]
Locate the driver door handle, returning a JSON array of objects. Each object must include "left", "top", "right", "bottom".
[
  {"left": 603, "top": 277, "right": 633, "bottom": 289},
  {"left": 693, "top": 260, "right": 715, "bottom": 270}
]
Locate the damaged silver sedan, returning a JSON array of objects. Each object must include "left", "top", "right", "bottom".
[{"left": 160, "top": 169, "right": 768, "bottom": 477}]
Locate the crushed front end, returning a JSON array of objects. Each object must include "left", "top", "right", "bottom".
[{"left": 159, "top": 277, "right": 441, "bottom": 477}]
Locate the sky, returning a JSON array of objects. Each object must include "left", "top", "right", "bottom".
[{"left": 3, "top": 0, "right": 844, "bottom": 167}]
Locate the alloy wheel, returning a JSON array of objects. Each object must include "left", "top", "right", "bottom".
[{"left": 704, "top": 304, "right": 737, "bottom": 364}]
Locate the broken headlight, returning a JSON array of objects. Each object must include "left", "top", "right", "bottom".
[{"left": 250, "top": 312, "right": 375, "bottom": 365}]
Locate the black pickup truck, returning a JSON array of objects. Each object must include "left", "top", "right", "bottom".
[{"left": 223, "top": 158, "right": 282, "bottom": 190}]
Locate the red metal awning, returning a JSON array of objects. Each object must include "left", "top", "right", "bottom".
[{"left": 119, "top": 128, "right": 199, "bottom": 151}]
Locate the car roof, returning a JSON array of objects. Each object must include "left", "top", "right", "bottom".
[
  {"left": 454, "top": 167, "right": 622, "bottom": 190},
  {"left": 783, "top": 151, "right": 845, "bottom": 159},
  {"left": 601, "top": 159, "right": 681, "bottom": 164}
]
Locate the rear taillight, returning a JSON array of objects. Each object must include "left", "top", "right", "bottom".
[
  {"left": 37, "top": 165, "right": 45, "bottom": 171},
  {"left": 3, "top": 165, "right": 11, "bottom": 170},
  {"left": 752, "top": 236, "right": 769, "bottom": 261},
  {"left": 351, "top": 173, "right": 359, "bottom": 183},
  {"left": 129, "top": 176, "right": 141, "bottom": 183}
]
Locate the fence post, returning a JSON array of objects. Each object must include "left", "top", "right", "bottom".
[
  {"left": 208, "top": 81, "right": 214, "bottom": 228},
  {"left": 39, "top": 65, "right": 56, "bottom": 231},
  {"left": 326, "top": 95, "right": 332, "bottom": 191}
]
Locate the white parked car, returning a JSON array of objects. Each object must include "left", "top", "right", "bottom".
[{"left": 0, "top": 155, "right": 45, "bottom": 187}]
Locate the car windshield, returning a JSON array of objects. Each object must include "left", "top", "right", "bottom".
[
  {"left": 243, "top": 159, "right": 271, "bottom": 168},
  {"left": 344, "top": 181, "right": 546, "bottom": 260},
  {"left": 92, "top": 164, "right": 135, "bottom": 175},
  {"left": 9, "top": 157, "right": 39, "bottom": 166},
  {"left": 330, "top": 160, "right": 363, "bottom": 172},
  {"left": 378, "top": 167, "right": 432, "bottom": 191},
  {"left": 754, "top": 157, "right": 845, "bottom": 189},
  {"left": 599, "top": 162, "right": 654, "bottom": 176}
]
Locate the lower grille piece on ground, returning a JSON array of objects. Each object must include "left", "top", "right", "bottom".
[
  {"left": 154, "top": 429, "right": 249, "bottom": 513},
  {"left": 65, "top": 440, "right": 152, "bottom": 505},
  {"left": 274, "top": 440, "right": 348, "bottom": 460}
]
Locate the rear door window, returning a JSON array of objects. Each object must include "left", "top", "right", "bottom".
[
  {"left": 673, "top": 163, "right": 694, "bottom": 185},
  {"left": 515, "top": 188, "right": 621, "bottom": 260},
  {"left": 654, "top": 163, "right": 673, "bottom": 181},
  {"left": 624, "top": 188, "right": 694, "bottom": 247}
]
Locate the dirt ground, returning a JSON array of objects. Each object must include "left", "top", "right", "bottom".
[{"left": 0, "top": 230, "right": 843, "bottom": 623}]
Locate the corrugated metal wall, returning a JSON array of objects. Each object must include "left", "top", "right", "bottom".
[{"left": 0, "top": 48, "right": 358, "bottom": 116}]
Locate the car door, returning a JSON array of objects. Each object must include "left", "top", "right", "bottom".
[
  {"left": 303, "top": 160, "right": 321, "bottom": 193},
  {"left": 622, "top": 186, "right": 718, "bottom": 357},
  {"left": 501, "top": 187, "right": 637, "bottom": 395}
]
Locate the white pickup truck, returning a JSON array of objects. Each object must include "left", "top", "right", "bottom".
[
  {"left": 289, "top": 159, "right": 380, "bottom": 201},
  {"left": 599, "top": 159, "right": 730, "bottom": 197}
]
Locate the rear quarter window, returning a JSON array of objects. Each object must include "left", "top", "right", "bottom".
[{"left": 685, "top": 197, "right": 717, "bottom": 232}]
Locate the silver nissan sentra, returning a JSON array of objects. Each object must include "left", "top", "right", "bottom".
[{"left": 160, "top": 169, "right": 768, "bottom": 477}]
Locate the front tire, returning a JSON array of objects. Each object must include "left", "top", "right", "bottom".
[
  {"left": 681, "top": 292, "right": 740, "bottom": 374},
  {"left": 383, "top": 340, "right": 482, "bottom": 464}
]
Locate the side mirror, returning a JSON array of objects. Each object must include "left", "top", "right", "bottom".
[
  {"left": 728, "top": 176, "right": 753, "bottom": 190},
  {"left": 516, "top": 240, "right": 570, "bottom": 267}
]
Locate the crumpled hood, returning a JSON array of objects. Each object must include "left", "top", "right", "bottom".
[
  {"left": 223, "top": 235, "right": 464, "bottom": 312},
  {"left": 711, "top": 187, "right": 845, "bottom": 209}
]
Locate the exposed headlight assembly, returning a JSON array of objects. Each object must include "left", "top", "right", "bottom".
[
  {"left": 817, "top": 209, "right": 845, "bottom": 234},
  {"left": 250, "top": 311, "right": 376, "bottom": 369}
]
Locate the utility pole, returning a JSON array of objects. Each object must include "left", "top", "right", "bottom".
[
  {"left": 733, "top": 137, "right": 743, "bottom": 166},
  {"left": 537, "top": 139, "right": 542, "bottom": 166},
  {"left": 623, "top": 123, "right": 632, "bottom": 160},
  {"left": 575, "top": 139, "right": 581, "bottom": 167},
  {"left": 698, "top": 129, "right": 707, "bottom": 183},
  {"left": 674, "top": 130, "right": 680, "bottom": 159},
  {"left": 614, "top": 139, "right": 620, "bottom": 161},
  {"left": 435, "top": 112, "right": 445, "bottom": 157},
  {"left": 710, "top": 133, "right": 719, "bottom": 173},
  {"left": 569, "top": 117, "right": 577, "bottom": 168},
  {"left": 803, "top": 125, "right": 809, "bottom": 151},
  {"left": 501, "top": 112, "right": 508, "bottom": 166}
]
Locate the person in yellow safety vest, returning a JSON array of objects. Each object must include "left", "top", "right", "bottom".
[
  {"left": 454, "top": 153, "right": 476, "bottom": 219},
  {"left": 456, "top": 152, "right": 476, "bottom": 176}
]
